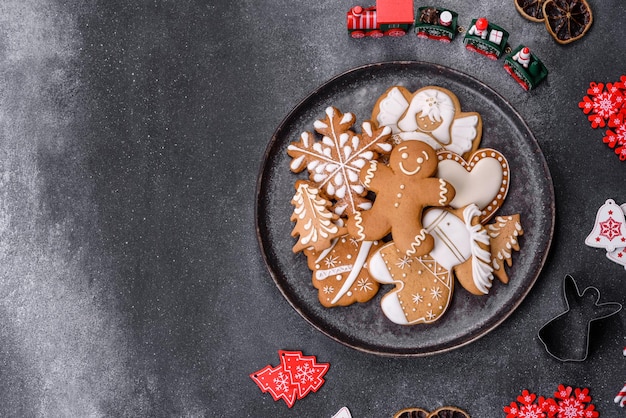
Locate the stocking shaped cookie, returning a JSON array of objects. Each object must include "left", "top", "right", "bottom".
[
  {"left": 347, "top": 141, "right": 455, "bottom": 258},
  {"left": 367, "top": 205, "right": 493, "bottom": 325},
  {"left": 304, "top": 235, "right": 382, "bottom": 307}
]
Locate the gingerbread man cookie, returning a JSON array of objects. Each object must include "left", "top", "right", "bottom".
[{"left": 347, "top": 141, "right": 455, "bottom": 257}]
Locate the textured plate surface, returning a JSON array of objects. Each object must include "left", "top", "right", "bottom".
[{"left": 255, "top": 61, "right": 555, "bottom": 356}]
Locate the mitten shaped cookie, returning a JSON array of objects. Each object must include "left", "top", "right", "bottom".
[{"left": 347, "top": 141, "right": 455, "bottom": 257}]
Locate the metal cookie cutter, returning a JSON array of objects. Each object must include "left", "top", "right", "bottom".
[{"left": 538, "top": 274, "right": 622, "bottom": 361}]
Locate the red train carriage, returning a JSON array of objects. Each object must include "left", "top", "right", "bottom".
[{"left": 347, "top": 0, "right": 414, "bottom": 38}]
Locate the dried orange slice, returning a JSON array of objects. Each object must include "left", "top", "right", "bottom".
[
  {"left": 543, "top": 0, "right": 593, "bottom": 44},
  {"left": 514, "top": 0, "right": 547, "bottom": 22}
]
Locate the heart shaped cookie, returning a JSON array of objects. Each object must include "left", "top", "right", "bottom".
[
  {"left": 436, "top": 149, "right": 510, "bottom": 223},
  {"left": 394, "top": 406, "right": 470, "bottom": 418}
]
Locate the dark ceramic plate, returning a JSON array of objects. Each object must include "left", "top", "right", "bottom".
[{"left": 255, "top": 61, "right": 555, "bottom": 356}]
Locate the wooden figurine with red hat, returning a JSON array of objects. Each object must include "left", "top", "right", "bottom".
[
  {"left": 463, "top": 17, "right": 509, "bottom": 60},
  {"left": 504, "top": 45, "right": 549, "bottom": 90}
]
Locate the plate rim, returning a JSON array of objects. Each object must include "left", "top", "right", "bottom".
[{"left": 255, "top": 60, "right": 555, "bottom": 357}]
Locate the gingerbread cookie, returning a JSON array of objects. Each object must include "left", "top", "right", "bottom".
[
  {"left": 304, "top": 235, "right": 382, "bottom": 307},
  {"left": 290, "top": 180, "right": 346, "bottom": 253},
  {"left": 347, "top": 141, "right": 455, "bottom": 258},
  {"left": 487, "top": 214, "right": 524, "bottom": 283},
  {"left": 367, "top": 204, "right": 523, "bottom": 325},
  {"left": 436, "top": 149, "right": 510, "bottom": 223},
  {"left": 367, "top": 205, "right": 493, "bottom": 325},
  {"left": 372, "top": 86, "right": 483, "bottom": 158},
  {"left": 286, "top": 86, "right": 522, "bottom": 318},
  {"left": 287, "top": 106, "right": 393, "bottom": 217},
  {"left": 370, "top": 243, "right": 455, "bottom": 324}
]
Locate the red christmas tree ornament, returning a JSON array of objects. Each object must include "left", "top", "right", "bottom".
[
  {"left": 249, "top": 364, "right": 298, "bottom": 408},
  {"left": 250, "top": 350, "right": 330, "bottom": 408},
  {"left": 279, "top": 350, "right": 330, "bottom": 399}
]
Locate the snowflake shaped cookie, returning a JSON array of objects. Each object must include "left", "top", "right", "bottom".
[{"left": 288, "top": 106, "right": 392, "bottom": 217}]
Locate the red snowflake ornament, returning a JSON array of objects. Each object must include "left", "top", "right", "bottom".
[
  {"left": 602, "top": 124, "right": 626, "bottom": 148},
  {"left": 604, "top": 123, "right": 626, "bottom": 160},
  {"left": 578, "top": 82, "right": 624, "bottom": 129},
  {"left": 578, "top": 76, "right": 626, "bottom": 160},
  {"left": 504, "top": 385, "right": 599, "bottom": 418},
  {"left": 553, "top": 385, "right": 599, "bottom": 418},
  {"left": 539, "top": 396, "right": 559, "bottom": 417},
  {"left": 504, "top": 390, "right": 547, "bottom": 418}
]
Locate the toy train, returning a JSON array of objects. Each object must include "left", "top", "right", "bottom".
[
  {"left": 346, "top": 0, "right": 548, "bottom": 89},
  {"left": 347, "top": 1, "right": 458, "bottom": 41},
  {"left": 504, "top": 45, "right": 549, "bottom": 91}
]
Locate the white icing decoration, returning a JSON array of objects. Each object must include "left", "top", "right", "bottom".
[
  {"left": 380, "top": 292, "right": 410, "bottom": 325},
  {"left": 406, "top": 229, "right": 428, "bottom": 256},
  {"left": 397, "top": 145, "right": 423, "bottom": 176},
  {"left": 315, "top": 265, "right": 353, "bottom": 280},
  {"left": 330, "top": 240, "right": 374, "bottom": 304},
  {"left": 463, "top": 205, "right": 494, "bottom": 294},
  {"left": 367, "top": 250, "right": 395, "bottom": 284},
  {"left": 376, "top": 87, "right": 410, "bottom": 131},
  {"left": 424, "top": 208, "right": 471, "bottom": 270},
  {"left": 438, "top": 178, "right": 449, "bottom": 205}
]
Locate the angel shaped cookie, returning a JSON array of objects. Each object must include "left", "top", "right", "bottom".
[{"left": 372, "top": 86, "right": 482, "bottom": 158}]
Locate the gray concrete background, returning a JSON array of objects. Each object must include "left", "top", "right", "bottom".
[{"left": 0, "top": 0, "right": 624, "bottom": 416}]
